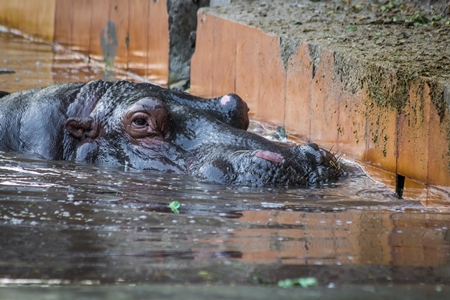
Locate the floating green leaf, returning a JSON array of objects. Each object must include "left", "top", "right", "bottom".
[
  {"left": 278, "top": 277, "right": 318, "bottom": 288},
  {"left": 168, "top": 201, "right": 180, "bottom": 214},
  {"left": 278, "top": 279, "right": 296, "bottom": 288},
  {"left": 347, "top": 26, "right": 356, "bottom": 31},
  {"left": 298, "top": 277, "right": 318, "bottom": 288}
]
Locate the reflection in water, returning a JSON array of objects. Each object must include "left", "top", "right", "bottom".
[
  {"left": 0, "top": 28, "right": 140, "bottom": 94},
  {"left": 0, "top": 152, "right": 449, "bottom": 287}
]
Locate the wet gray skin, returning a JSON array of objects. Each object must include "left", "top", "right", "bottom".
[{"left": 0, "top": 80, "right": 342, "bottom": 187}]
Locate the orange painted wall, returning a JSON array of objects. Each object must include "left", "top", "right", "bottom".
[{"left": 0, "top": 0, "right": 56, "bottom": 41}]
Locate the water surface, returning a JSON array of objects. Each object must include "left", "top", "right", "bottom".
[{"left": 1, "top": 152, "right": 449, "bottom": 288}]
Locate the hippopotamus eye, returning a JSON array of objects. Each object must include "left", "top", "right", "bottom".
[{"left": 133, "top": 118, "right": 148, "bottom": 126}]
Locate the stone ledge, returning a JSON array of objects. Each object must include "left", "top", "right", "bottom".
[{"left": 190, "top": 0, "right": 450, "bottom": 192}]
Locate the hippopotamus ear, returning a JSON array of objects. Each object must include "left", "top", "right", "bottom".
[{"left": 65, "top": 117, "right": 100, "bottom": 140}]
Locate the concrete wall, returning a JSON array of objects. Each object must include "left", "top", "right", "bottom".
[
  {"left": 0, "top": 0, "right": 207, "bottom": 86},
  {"left": 189, "top": 5, "right": 450, "bottom": 199}
]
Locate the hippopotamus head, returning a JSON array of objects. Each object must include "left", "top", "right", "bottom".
[
  {"left": 63, "top": 81, "right": 187, "bottom": 173},
  {"left": 0, "top": 80, "right": 342, "bottom": 187}
]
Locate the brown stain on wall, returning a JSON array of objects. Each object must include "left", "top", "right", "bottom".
[
  {"left": 107, "top": 0, "right": 129, "bottom": 70},
  {"left": 52, "top": 0, "right": 169, "bottom": 85}
]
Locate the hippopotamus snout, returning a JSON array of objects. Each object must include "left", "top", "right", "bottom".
[
  {"left": 287, "top": 144, "right": 342, "bottom": 186},
  {"left": 248, "top": 144, "right": 341, "bottom": 187},
  {"left": 188, "top": 143, "right": 341, "bottom": 187}
]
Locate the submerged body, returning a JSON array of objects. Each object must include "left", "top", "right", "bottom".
[{"left": 0, "top": 80, "right": 342, "bottom": 187}]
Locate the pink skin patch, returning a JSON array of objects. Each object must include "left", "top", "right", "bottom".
[
  {"left": 255, "top": 150, "right": 284, "bottom": 163},
  {"left": 220, "top": 95, "right": 231, "bottom": 105}
]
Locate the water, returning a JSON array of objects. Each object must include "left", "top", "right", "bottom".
[
  {"left": 0, "top": 28, "right": 450, "bottom": 299},
  {"left": 0, "top": 27, "right": 137, "bottom": 93}
]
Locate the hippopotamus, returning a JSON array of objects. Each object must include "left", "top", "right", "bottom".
[{"left": 0, "top": 80, "right": 342, "bottom": 187}]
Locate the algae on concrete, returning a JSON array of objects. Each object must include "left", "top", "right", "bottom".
[{"left": 206, "top": 0, "right": 450, "bottom": 107}]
